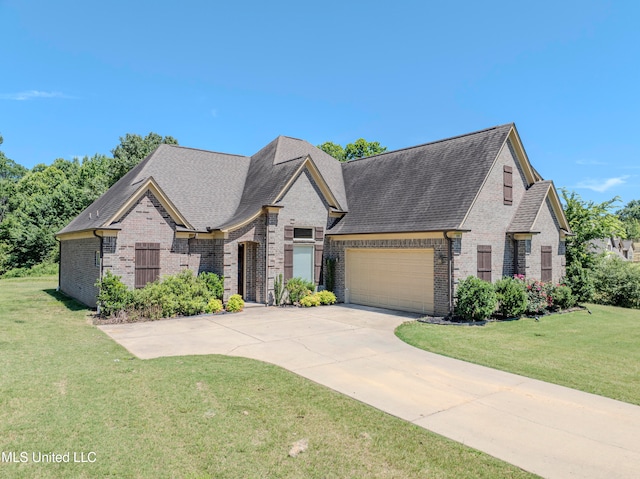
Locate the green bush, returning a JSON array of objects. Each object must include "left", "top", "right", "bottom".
[
  {"left": 494, "top": 277, "right": 527, "bottom": 318},
  {"left": 226, "top": 294, "right": 244, "bottom": 313},
  {"left": 198, "top": 272, "right": 224, "bottom": 300},
  {"left": 592, "top": 257, "right": 640, "bottom": 309},
  {"left": 285, "top": 277, "right": 315, "bottom": 304},
  {"left": 316, "top": 290, "right": 337, "bottom": 305},
  {"left": 563, "top": 262, "right": 595, "bottom": 303},
  {"left": 2, "top": 262, "right": 59, "bottom": 278},
  {"left": 96, "top": 271, "right": 133, "bottom": 317},
  {"left": 205, "top": 298, "right": 223, "bottom": 314},
  {"left": 455, "top": 276, "right": 497, "bottom": 321},
  {"left": 548, "top": 284, "right": 576, "bottom": 310},
  {"left": 300, "top": 294, "right": 321, "bottom": 307}
]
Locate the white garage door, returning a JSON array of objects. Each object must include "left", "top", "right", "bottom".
[{"left": 346, "top": 248, "right": 434, "bottom": 314}]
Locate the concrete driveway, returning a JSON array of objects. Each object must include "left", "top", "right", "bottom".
[{"left": 99, "top": 304, "right": 640, "bottom": 479}]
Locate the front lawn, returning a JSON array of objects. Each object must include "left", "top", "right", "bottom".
[
  {"left": 0, "top": 277, "right": 536, "bottom": 478},
  {"left": 396, "top": 304, "right": 640, "bottom": 405}
]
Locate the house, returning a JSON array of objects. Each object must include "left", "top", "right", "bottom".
[
  {"left": 56, "top": 123, "right": 571, "bottom": 315},
  {"left": 589, "top": 237, "right": 635, "bottom": 261}
]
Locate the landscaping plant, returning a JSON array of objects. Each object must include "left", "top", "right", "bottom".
[
  {"left": 494, "top": 276, "right": 527, "bottom": 318},
  {"left": 225, "top": 294, "right": 245, "bottom": 312},
  {"left": 285, "top": 277, "right": 315, "bottom": 304},
  {"left": 455, "top": 276, "right": 497, "bottom": 321}
]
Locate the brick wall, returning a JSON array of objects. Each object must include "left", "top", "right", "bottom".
[
  {"left": 529, "top": 197, "right": 566, "bottom": 283},
  {"left": 59, "top": 237, "right": 100, "bottom": 307}
]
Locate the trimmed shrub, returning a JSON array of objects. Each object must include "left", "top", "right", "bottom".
[
  {"left": 523, "top": 279, "right": 550, "bottom": 315},
  {"left": 285, "top": 277, "right": 315, "bottom": 304},
  {"left": 494, "top": 277, "right": 527, "bottom": 318},
  {"left": 316, "top": 290, "right": 337, "bottom": 305},
  {"left": 300, "top": 294, "right": 321, "bottom": 307},
  {"left": 455, "top": 276, "right": 497, "bottom": 321},
  {"left": 198, "top": 272, "right": 224, "bottom": 300},
  {"left": 592, "top": 257, "right": 640, "bottom": 309},
  {"left": 548, "top": 284, "right": 576, "bottom": 310},
  {"left": 96, "top": 271, "right": 133, "bottom": 317},
  {"left": 205, "top": 298, "right": 223, "bottom": 314},
  {"left": 226, "top": 294, "right": 244, "bottom": 313}
]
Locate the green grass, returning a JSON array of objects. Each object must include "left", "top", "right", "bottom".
[
  {"left": 0, "top": 276, "right": 536, "bottom": 479},
  {"left": 397, "top": 305, "right": 640, "bottom": 406}
]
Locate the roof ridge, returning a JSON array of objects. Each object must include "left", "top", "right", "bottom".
[
  {"left": 160, "top": 143, "right": 248, "bottom": 158},
  {"left": 344, "top": 123, "right": 514, "bottom": 164}
]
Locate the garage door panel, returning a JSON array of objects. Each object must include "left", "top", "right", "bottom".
[{"left": 346, "top": 248, "right": 434, "bottom": 314}]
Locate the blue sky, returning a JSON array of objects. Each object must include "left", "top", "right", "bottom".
[{"left": 1, "top": 0, "right": 638, "bottom": 208}]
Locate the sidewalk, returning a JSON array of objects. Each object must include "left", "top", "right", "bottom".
[{"left": 100, "top": 304, "right": 640, "bottom": 479}]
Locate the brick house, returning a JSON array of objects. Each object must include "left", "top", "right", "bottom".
[{"left": 57, "top": 123, "right": 571, "bottom": 315}]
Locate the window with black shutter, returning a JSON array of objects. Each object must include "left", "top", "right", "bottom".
[
  {"left": 504, "top": 166, "right": 513, "bottom": 205},
  {"left": 135, "top": 243, "right": 160, "bottom": 288},
  {"left": 477, "top": 245, "right": 492, "bottom": 282},
  {"left": 541, "top": 246, "right": 552, "bottom": 282}
]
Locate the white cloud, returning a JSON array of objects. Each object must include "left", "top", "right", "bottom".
[
  {"left": 210, "top": 108, "right": 218, "bottom": 117},
  {"left": 575, "top": 175, "right": 630, "bottom": 192},
  {"left": 0, "top": 90, "right": 73, "bottom": 100},
  {"left": 575, "top": 159, "right": 607, "bottom": 166}
]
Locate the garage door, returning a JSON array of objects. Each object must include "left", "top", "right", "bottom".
[{"left": 346, "top": 248, "right": 434, "bottom": 314}]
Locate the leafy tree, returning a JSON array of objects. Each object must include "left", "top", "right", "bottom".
[
  {"left": 617, "top": 199, "right": 640, "bottom": 239},
  {"left": 109, "top": 132, "right": 178, "bottom": 186},
  {"left": 318, "top": 138, "right": 387, "bottom": 162},
  {"left": 0, "top": 135, "right": 28, "bottom": 224},
  {"left": 561, "top": 189, "right": 626, "bottom": 269}
]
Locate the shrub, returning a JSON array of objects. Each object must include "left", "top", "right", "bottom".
[
  {"left": 494, "top": 277, "right": 527, "bottom": 318},
  {"left": 455, "top": 276, "right": 497, "bottom": 321},
  {"left": 316, "top": 290, "right": 337, "bottom": 305},
  {"left": 548, "top": 284, "right": 576, "bottom": 310},
  {"left": 96, "top": 271, "right": 133, "bottom": 317},
  {"left": 563, "top": 262, "right": 595, "bottom": 303},
  {"left": 198, "top": 272, "right": 224, "bottom": 300},
  {"left": 522, "top": 279, "right": 549, "bottom": 315},
  {"left": 226, "top": 294, "right": 245, "bottom": 313},
  {"left": 205, "top": 298, "right": 223, "bottom": 314},
  {"left": 285, "top": 277, "right": 315, "bottom": 304},
  {"left": 300, "top": 294, "right": 321, "bottom": 307},
  {"left": 2, "top": 262, "right": 58, "bottom": 278},
  {"left": 325, "top": 258, "right": 336, "bottom": 293},
  {"left": 592, "top": 257, "right": 640, "bottom": 309}
]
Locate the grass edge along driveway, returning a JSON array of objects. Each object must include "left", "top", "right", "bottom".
[
  {"left": 0, "top": 276, "right": 537, "bottom": 479},
  {"left": 396, "top": 304, "right": 640, "bottom": 406}
]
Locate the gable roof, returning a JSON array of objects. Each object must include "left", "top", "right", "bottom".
[
  {"left": 507, "top": 181, "right": 553, "bottom": 233},
  {"left": 328, "top": 124, "right": 514, "bottom": 234},
  {"left": 58, "top": 137, "right": 347, "bottom": 236}
]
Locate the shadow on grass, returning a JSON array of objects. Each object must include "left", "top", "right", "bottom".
[{"left": 43, "top": 288, "right": 90, "bottom": 312}]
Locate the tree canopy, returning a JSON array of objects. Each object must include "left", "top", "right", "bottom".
[
  {"left": 110, "top": 132, "right": 178, "bottom": 186},
  {"left": 617, "top": 199, "right": 640, "bottom": 239},
  {"left": 561, "top": 189, "right": 625, "bottom": 268},
  {"left": 317, "top": 138, "right": 387, "bottom": 162}
]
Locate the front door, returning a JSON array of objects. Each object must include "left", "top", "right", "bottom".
[{"left": 237, "top": 243, "right": 245, "bottom": 298}]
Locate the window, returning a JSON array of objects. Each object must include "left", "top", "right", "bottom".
[
  {"left": 293, "top": 245, "right": 314, "bottom": 282},
  {"left": 503, "top": 165, "right": 513, "bottom": 205},
  {"left": 541, "top": 246, "right": 552, "bottom": 282},
  {"left": 294, "top": 228, "right": 313, "bottom": 240},
  {"left": 135, "top": 242, "right": 160, "bottom": 288},
  {"left": 94, "top": 251, "right": 101, "bottom": 268},
  {"left": 477, "top": 245, "right": 492, "bottom": 282}
]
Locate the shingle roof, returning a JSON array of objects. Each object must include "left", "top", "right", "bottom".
[
  {"left": 328, "top": 124, "right": 514, "bottom": 234},
  {"left": 58, "top": 145, "right": 251, "bottom": 234},
  {"left": 507, "top": 181, "right": 553, "bottom": 233},
  {"left": 59, "top": 137, "right": 348, "bottom": 235}
]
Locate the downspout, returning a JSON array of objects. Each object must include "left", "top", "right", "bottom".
[
  {"left": 264, "top": 212, "right": 269, "bottom": 306},
  {"left": 93, "top": 230, "right": 104, "bottom": 279},
  {"left": 443, "top": 231, "right": 454, "bottom": 317},
  {"left": 56, "top": 238, "right": 61, "bottom": 292}
]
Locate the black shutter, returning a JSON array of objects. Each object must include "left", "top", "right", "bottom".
[
  {"left": 541, "top": 246, "right": 552, "bottom": 282},
  {"left": 477, "top": 245, "right": 492, "bottom": 282},
  {"left": 504, "top": 166, "right": 513, "bottom": 205},
  {"left": 135, "top": 242, "right": 160, "bottom": 288},
  {"left": 284, "top": 244, "right": 293, "bottom": 280}
]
